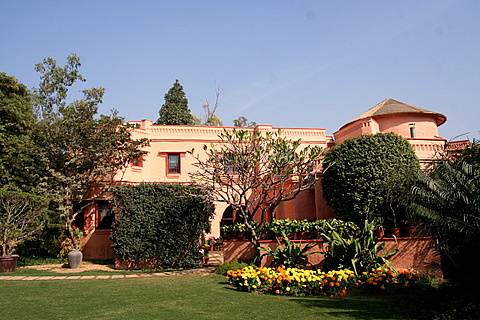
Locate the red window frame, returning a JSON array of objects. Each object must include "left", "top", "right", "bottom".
[
  {"left": 131, "top": 155, "right": 143, "bottom": 167},
  {"left": 167, "top": 153, "right": 181, "bottom": 174}
]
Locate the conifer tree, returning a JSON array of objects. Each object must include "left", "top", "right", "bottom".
[{"left": 156, "top": 80, "right": 194, "bottom": 125}]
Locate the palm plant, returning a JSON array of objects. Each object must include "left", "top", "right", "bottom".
[{"left": 409, "top": 143, "right": 480, "bottom": 277}]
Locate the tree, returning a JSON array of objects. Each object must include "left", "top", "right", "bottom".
[
  {"left": 410, "top": 142, "right": 480, "bottom": 279},
  {"left": 33, "top": 54, "right": 147, "bottom": 248},
  {"left": 202, "top": 87, "right": 223, "bottom": 126},
  {"left": 190, "top": 129, "right": 323, "bottom": 253},
  {"left": 0, "top": 73, "right": 38, "bottom": 190},
  {"left": 322, "top": 133, "right": 420, "bottom": 226},
  {"left": 0, "top": 189, "right": 48, "bottom": 256},
  {"left": 156, "top": 80, "right": 195, "bottom": 125},
  {"left": 233, "top": 116, "right": 256, "bottom": 128}
]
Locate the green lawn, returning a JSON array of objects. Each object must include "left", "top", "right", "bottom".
[{"left": 0, "top": 274, "right": 440, "bottom": 320}]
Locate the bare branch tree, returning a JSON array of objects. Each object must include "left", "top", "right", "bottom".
[{"left": 190, "top": 128, "right": 324, "bottom": 256}]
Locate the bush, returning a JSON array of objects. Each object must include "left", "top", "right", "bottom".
[
  {"left": 322, "top": 133, "right": 419, "bottom": 226},
  {"left": 111, "top": 184, "right": 215, "bottom": 269},
  {"left": 0, "top": 189, "right": 48, "bottom": 256},
  {"left": 260, "top": 236, "right": 317, "bottom": 268},
  {"left": 215, "top": 261, "right": 250, "bottom": 275},
  {"left": 221, "top": 219, "right": 358, "bottom": 240},
  {"left": 322, "top": 220, "right": 397, "bottom": 275}
]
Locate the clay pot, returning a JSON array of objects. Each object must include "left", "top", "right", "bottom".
[
  {"left": 0, "top": 255, "right": 19, "bottom": 273},
  {"left": 385, "top": 228, "right": 401, "bottom": 238},
  {"left": 401, "top": 225, "right": 417, "bottom": 237},
  {"left": 67, "top": 250, "right": 83, "bottom": 269},
  {"left": 373, "top": 228, "right": 385, "bottom": 239}
]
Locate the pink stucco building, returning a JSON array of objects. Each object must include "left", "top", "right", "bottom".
[{"left": 81, "top": 98, "right": 456, "bottom": 260}]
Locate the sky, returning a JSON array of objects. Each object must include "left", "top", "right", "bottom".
[{"left": 1, "top": 0, "right": 479, "bottom": 139}]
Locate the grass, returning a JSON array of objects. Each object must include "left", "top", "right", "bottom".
[{"left": 0, "top": 274, "right": 444, "bottom": 320}]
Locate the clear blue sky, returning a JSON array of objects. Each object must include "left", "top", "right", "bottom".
[{"left": 1, "top": 0, "right": 479, "bottom": 139}]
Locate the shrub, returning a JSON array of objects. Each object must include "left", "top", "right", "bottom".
[
  {"left": 261, "top": 235, "right": 317, "bottom": 268},
  {"left": 322, "top": 133, "right": 420, "bottom": 226},
  {"left": 111, "top": 184, "right": 215, "bottom": 269},
  {"left": 221, "top": 219, "right": 358, "bottom": 240},
  {"left": 215, "top": 261, "right": 250, "bottom": 275},
  {"left": 0, "top": 189, "right": 48, "bottom": 256},
  {"left": 322, "top": 220, "right": 397, "bottom": 275}
]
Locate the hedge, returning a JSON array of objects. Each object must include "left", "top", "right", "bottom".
[{"left": 111, "top": 184, "right": 215, "bottom": 269}]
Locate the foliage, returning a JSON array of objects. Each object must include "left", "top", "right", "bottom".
[
  {"left": 16, "top": 223, "right": 64, "bottom": 259},
  {"left": 221, "top": 221, "right": 259, "bottom": 239},
  {"left": 227, "top": 266, "right": 356, "bottom": 296},
  {"left": 32, "top": 54, "right": 147, "bottom": 247},
  {"left": 0, "top": 73, "right": 38, "bottom": 190},
  {"left": 322, "top": 133, "right": 420, "bottom": 226},
  {"left": 191, "top": 129, "right": 324, "bottom": 252},
  {"left": 261, "top": 235, "right": 317, "bottom": 268},
  {"left": 221, "top": 219, "right": 358, "bottom": 240},
  {"left": 215, "top": 261, "right": 250, "bottom": 275},
  {"left": 233, "top": 116, "right": 256, "bottom": 127},
  {"left": 0, "top": 189, "right": 48, "bottom": 256},
  {"left": 410, "top": 142, "right": 480, "bottom": 280},
  {"left": 111, "top": 184, "right": 215, "bottom": 269},
  {"left": 156, "top": 80, "right": 195, "bottom": 125},
  {"left": 322, "top": 220, "right": 397, "bottom": 275}
]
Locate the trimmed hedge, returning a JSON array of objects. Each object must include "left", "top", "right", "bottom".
[
  {"left": 111, "top": 184, "right": 215, "bottom": 269},
  {"left": 322, "top": 133, "right": 419, "bottom": 226}
]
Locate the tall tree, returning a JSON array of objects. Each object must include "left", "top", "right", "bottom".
[
  {"left": 33, "top": 54, "right": 147, "bottom": 248},
  {"left": 0, "top": 73, "right": 37, "bottom": 190},
  {"left": 156, "top": 80, "right": 195, "bottom": 125},
  {"left": 190, "top": 129, "right": 323, "bottom": 254}
]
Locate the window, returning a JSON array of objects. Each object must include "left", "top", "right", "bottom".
[
  {"left": 131, "top": 156, "right": 143, "bottom": 167},
  {"left": 409, "top": 123, "right": 416, "bottom": 138},
  {"left": 167, "top": 154, "right": 181, "bottom": 174}
]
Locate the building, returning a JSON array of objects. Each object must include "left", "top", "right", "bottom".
[{"left": 81, "top": 98, "right": 452, "bottom": 260}]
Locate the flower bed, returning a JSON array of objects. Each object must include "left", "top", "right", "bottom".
[
  {"left": 226, "top": 265, "right": 422, "bottom": 297},
  {"left": 227, "top": 266, "right": 355, "bottom": 296}
]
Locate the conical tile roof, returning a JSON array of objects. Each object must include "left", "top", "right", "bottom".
[{"left": 339, "top": 98, "right": 446, "bottom": 131}]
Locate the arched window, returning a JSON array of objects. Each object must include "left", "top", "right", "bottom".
[{"left": 220, "top": 205, "right": 246, "bottom": 228}]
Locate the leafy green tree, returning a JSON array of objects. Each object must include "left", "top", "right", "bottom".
[
  {"left": 33, "top": 54, "right": 147, "bottom": 248},
  {"left": 156, "top": 80, "right": 195, "bottom": 125},
  {"left": 322, "top": 133, "right": 420, "bottom": 226},
  {"left": 0, "top": 73, "right": 38, "bottom": 190}
]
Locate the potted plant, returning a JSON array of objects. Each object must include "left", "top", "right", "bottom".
[
  {"left": 200, "top": 245, "right": 210, "bottom": 265},
  {"left": 0, "top": 190, "right": 47, "bottom": 273}
]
